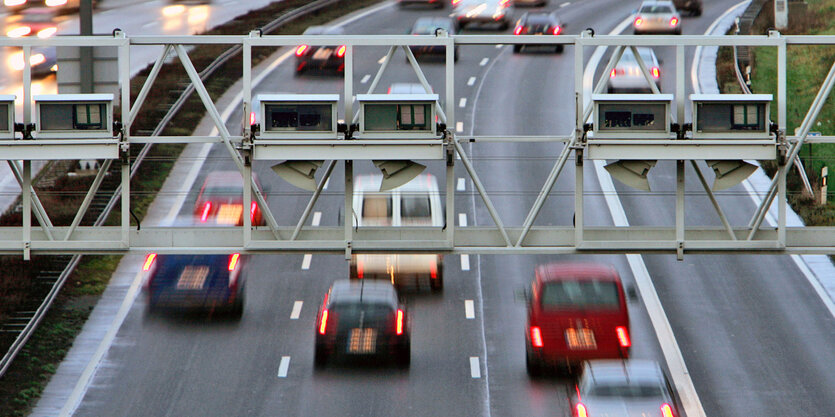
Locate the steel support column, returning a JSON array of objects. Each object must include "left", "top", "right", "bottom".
[
  {"left": 8, "top": 161, "right": 54, "bottom": 240},
  {"left": 676, "top": 160, "right": 685, "bottom": 259},
  {"left": 690, "top": 160, "right": 736, "bottom": 240},
  {"left": 65, "top": 160, "right": 113, "bottom": 241},
  {"left": 291, "top": 161, "right": 336, "bottom": 241},
  {"left": 22, "top": 161, "right": 31, "bottom": 260}
]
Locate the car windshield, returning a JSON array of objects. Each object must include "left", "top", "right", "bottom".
[
  {"left": 401, "top": 194, "right": 432, "bottom": 224},
  {"left": 540, "top": 280, "right": 621, "bottom": 309},
  {"left": 640, "top": 5, "right": 673, "bottom": 13},
  {"left": 588, "top": 383, "right": 665, "bottom": 398}
]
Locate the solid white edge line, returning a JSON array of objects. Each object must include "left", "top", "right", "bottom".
[
  {"left": 301, "top": 254, "right": 312, "bottom": 270},
  {"left": 457, "top": 177, "right": 466, "bottom": 191},
  {"left": 469, "top": 356, "right": 481, "bottom": 378},
  {"left": 290, "top": 301, "right": 303, "bottom": 319},
  {"left": 277, "top": 356, "right": 291, "bottom": 377},
  {"left": 587, "top": 16, "right": 707, "bottom": 417},
  {"left": 690, "top": 0, "right": 750, "bottom": 94},
  {"left": 311, "top": 211, "right": 322, "bottom": 227},
  {"left": 460, "top": 254, "right": 470, "bottom": 271},
  {"left": 458, "top": 212, "right": 468, "bottom": 227},
  {"left": 560, "top": 1, "right": 570, "bottom": 7},
  {"left": 464, "top": 299, "right": 475, "bottom": 319}
]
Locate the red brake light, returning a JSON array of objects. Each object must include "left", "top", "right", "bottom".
[
  {"left": 610, "top": 68, "right": 617, "bottom": 78},
  {"left": 249, "top": 111, "right": 256, "bottom": 126},
  {"left": 530, "top": 326, "right": 543, "bottom": 348},
  {"left": 228, "top": 253, "right": 240, "bottom": 271},
  {"left": 396, "top": 309, "right": 404, "bottom": 335},
  {"left": 553, "top": 26, "right": 562, "bottom": 35},
  {"left": 200, "top": 201, "right": 212, "bottom": 222},
  {"left": 670, "top": 17, "right": 679, "bottom": 26},
  {"left": 514, "top": 26, "right": 523, "bottom": 35},
  {"left": 336, "top": 45, "right": 346, "bottom": 58},
  {"left": 452, "top": 0, "right": 461, "bottom": 4},
  {"left": 319, "top": 309, "right": 329, "bottom": 334},
  {"left": 430, "top": 258, "right": 438, "bottom": 279},
  {"left": 616, "top": 326, "right": 631, "bottom": 347},
  {"left": 651, "top": 66, "right": 660, "bottom": 79},
  {"left": 295, "top": 45, "right": 309, "bottom": 56},
  {"left": 499, "top": 0, "right": 509, "bottom": 5},
  {"left": 661, "top": 403, "right": 675, "bottom": 417},
  {"left": 142, "top": 253, "right": 157, "bottom": 271},
  {"left": 250, "top": 202, "right": 258, "bottom": 222},
  {"left": 634, "top": 17, "right": 643, "bottom": 26},
  {"left": 357, "top": 257, "right": 364, "bottom": 279},
  {"left": 576, "top": 403, "right": 588, "bottom": 417}
]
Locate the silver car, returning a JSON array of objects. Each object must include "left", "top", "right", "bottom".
[
  {"left": 633, "top": 0, "right": 681, "bottom": 35},
  {"left": 570, "top": 360, "right": 680, "bottom": 417},
  {"left": 453, "top": 0, "right": 513, "bottom": 31},
  {"left": 607, "top": 47, "right": 662, "bottom": 93}
]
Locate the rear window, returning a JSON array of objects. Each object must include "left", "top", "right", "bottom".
[
  {"left": 540, "top": 280, "right": 621, "bottom": 309},
  {"left": 640, "top": 5, "right": 673, "bottom": 13},
  {"left": 588, "top": 383, "right": 664, "bottom": 398},
  {"left": 331, "top": 303, "right": 394, "bottom": 320},
  {"left": 401, "top": 194, "right": 432, "bottom": 224},
  {"left": 619, "top": 49, "right": 655, "bottom": 64},
  {"left": 361, "top": 194, "right": 392, "bottom": 225}
]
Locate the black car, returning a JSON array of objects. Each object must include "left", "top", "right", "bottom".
[
  {"left": 408, "top": 17, "right": 459, "bottom": 62},
  {"left": 397, "top": 0, "right": 445, "bottom": 8},
  {"left": 673, "top": 0, "right": 701, "bottom": 16},
  {"left": 142, "top": 253, "right": 247, "bottom": 318},
  {"left": 294, "top": 25, "right": 347, "bottom": 75},
  {"left": 315, "top": 280, "right": 411, "bottom": 368},
  {"left": 512, "top": 11, "right": 565, "bottom": 53}
]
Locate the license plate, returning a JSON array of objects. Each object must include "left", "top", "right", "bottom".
[
  {"left": 216, "top": 204, "right": 243, "bottom": 224},
  {"left": 176, "top": 265, "right": 209, "bottom": 290},
  {"left": 312, "top": 48, "right": 333, "bottom": 60},
  {"left": 565, "top": 328, "right": 597, "bottom": 350},
  {"left": 348, "top": 328, "right": 377, "bottom": 354}
]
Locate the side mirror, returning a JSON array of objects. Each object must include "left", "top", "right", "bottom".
[{"left": 626, "top": 285, "right": 638, "bottom": 302}]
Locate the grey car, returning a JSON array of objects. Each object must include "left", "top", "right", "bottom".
[
  {"left": 453, "top": 0, "right": 513, "bottom": 31},
  {"left": 607, "top": 47, "right": 662, "bottom": 93},
  {"left": 570, "top": 360, "right": 680, "bottom": 417},
  {"left": 633, "top": 0, "right": 681, "bottom": 35}
]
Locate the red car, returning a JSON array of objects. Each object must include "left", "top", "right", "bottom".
[
  {"left": 194, "top": 171, "right": 265, "bottom": 226},
  {"left": 524, "top": 262, "right": 632, "bottom": 376}
]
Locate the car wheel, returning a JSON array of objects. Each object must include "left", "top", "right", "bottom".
[
  {"left": 228, "top": 296, "right": 244, "bottom": 320},
  {"left": 314, "top": 345, "right": 328, "bottom": 368},
  {"left": 430, "top": 272, "right": 444, "bottom": 293},
  {"left": 513, "top": 45, "right": 522, "bottom": 53},
  {"left": 675, "top": 28, "right": 682, "bottom": 35},
  {"left": 500, "top": 21, "right": 510, "bottom": 31},
  {"left": 555, "top": 45, "right": 564, "bottom": 54},
  {"left": 395, "top": 344, "right": 411, "bottom": 368},
  {"left": 526, "top": 352, "right": 544, "bottom": 377}
]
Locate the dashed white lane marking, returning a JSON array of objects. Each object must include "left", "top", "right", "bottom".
[
  {"left": 377, "top": 56, "right": 386, "bottom": 64},
  {"left": 465, "top": 300, "right": 475, "bottom": 319},
  {"left": 459, "top": 98, "right": 467, "bottom": 108},
  {"left": 458, "top": 213, "right": 468, "bottom": 227},
  {"left": 360, "top": 74, "right": 371, "bottom": 84},
  {"left": 494, "top": 44, "right": 503, "bottom": 49},
  {"left": 302, "top": 254, "right": 312, "bottom": 270},
  {"left": 312, "top": 211, "right": 322, "bottom": 226},
  {"left": 479, "top": 57, "right": 489, "bottom": 66},
  {"left": 467, "top": 76, "right": 477, "bottom": 86},
  {"left": 456, "top": 121, "right": 464, "bottom": 132},
  {"left": 461, "top": 254, "right": 470, "bottom": 271},
  {"left": 457, "top": 177, "right": 466, "bottom": 191},
  {"left": 470, "top": 357, "right": 481, "bottom": 378},
  {"left": 560, "top": 1, "right": 570, "bottom": 7},
  {"left": 277, "top": 356, "right": 291, "bottom": 378},
  {"left": 290, "top": 301, "right": 303, "bottom": 319}
]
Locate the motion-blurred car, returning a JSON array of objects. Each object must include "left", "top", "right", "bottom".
[
  {"left": 194, "top": 170, "right": 265, "bottom": 226},
  {"left": 571, "top": 360, "right": 680, "bottom": 417},
  {"left": 524, "top": 262, "right": 632, "bottom": 376},
  {"left": 315, "top": 280, "right": 411, "bottom": 368},
  {"left": 3, "top": 0, "right": 92, "bottom": 13},
  {"left": 142, "top": 253, "right": 247, "bottom": 317},
  {"left": 452, "top": 0, "right": 513, "bottom": 31},
  {"left": 673, "top": 0, "right": 701, "bottom": 16},
  {"left": 607, "top": 47, "right": 662, "bottom": 93},
  {"left": 633, "top": 0, "right": 681, "bottom": 35},
  {"left": 512, "top": 11, "right": 565, "bottom": 53},
  {"left": 294, "top": 25, "right": 346, "bottom": 75},
  {"left": 350, "top": 173, "right": 444, "bottom": 292},
  {"left": 513, "top": 0, "right": 547, "bottom": 6},
  {"left": 8, "top": 47, "right": 56, "bottom": 77},
  {"left": 6, "top": 7, "right": 58, "bottom": 38},
  {"left": 398, "top": 0, "right": 445, "bottom": 8},
  {"left": 408, "top": 16, "right": 459, "bottom": 62}
]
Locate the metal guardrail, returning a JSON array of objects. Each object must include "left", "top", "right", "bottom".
[{"left": 0, "top": 0, "right": 342, "bottom": 379}]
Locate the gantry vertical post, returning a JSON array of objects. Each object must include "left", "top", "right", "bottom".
[
  {"left": 445, "top": 36, "right": 456, "bottom": 245},
  {"left": 676, "top": 160, "right": 685, "bottom": 260}
]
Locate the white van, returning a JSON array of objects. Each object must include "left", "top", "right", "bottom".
[{"left": 350, "top": 173, "right": 444, "bottom": 292}]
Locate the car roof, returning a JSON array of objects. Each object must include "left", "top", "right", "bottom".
[
  {"left": 302, "top": 25, "right": 346, "bottom": 35},
  {"left": 328, "top": 280, "right": 398, "bottom": 307},
  {"left": 535, "top": 262, "right": 620, "bottom": 283},
  {"left": 582, "top": 359, "right": 667, "bottom": 386},
  {"left": 354, "top": 173, "right": 440, "bottom": 194}
]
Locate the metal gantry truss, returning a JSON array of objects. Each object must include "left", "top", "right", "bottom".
[{"left": 1, "top": 31, "right": 834, "bottom": 257}]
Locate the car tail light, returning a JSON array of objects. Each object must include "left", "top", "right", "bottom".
[
  {"left": 295, "top": 45, "right": 309, "bottom": 56},
  {"left": 357, "top": 257, "right": 364, "bottom": 279},
  {"left": 530, "top": 326, "right": 543, "bottom": 347},
  {"left": 319, "top": 309, "right": 329, "bottom": 334},
  {"left": 514, "top": 26, "right": 524, "bottom": 35},
  {"left": 634, "top": 17, "right": 643, "bottom": 26},
  {"left": 336, "top": 45, "right": 347, "bottom": 58},
  {"left": 396, "top": 309, "right": 405, "bottom": 335},
  {"left": 429, "top": 257, "right": 438, "bottom": 279},
  {"left": 575, "top": 403, "right": 588, "bottom": 417},
  {"left": 7, "top": 27, "right": 31, "bottom": 38},
  {"left": 499, "top": 0, "right": 510, "bottom": 5},
  {"left": 661, "top": 403, "right": 675, "bottom": 417},
  {"left": 228, "top": 253, "right": 240, "bottom": 271},
  {"left": 651, "top": 66, "right": 661, "bottom": 79},
  {"left": 142, "top": 253, "right": 157, "bottom": 271},
  {"left": 670, "top": 17, "right": 679, "bottom": 26},
  {"left": 250, "top": 202, "right": 258, "bottom": 223},
  {"left": 616, "top": 326, "right": 631, "bottom": 348},
  {"left": 37, "top": 27, "right": 57, "bottom": 38},
  {"left": 452, "top": 0, "right": 462, "bottom": 5},
  {"left": 553, "top": 26, "right": 562, "bottom": 35},
  {"left": 610, "top": 68, "right": 617, "bottom": 78},
  {"left": 249, "top": 111, "right": 256, "bottom": 126},
  {"left": 46, "top": 0, "right": 68, "bottom": 5},
  {"left": 5, "top": 0, "right": 27, "bottom": 6},
  {"left": 200, "top": 201, "right": 212, "bottom": 222}
]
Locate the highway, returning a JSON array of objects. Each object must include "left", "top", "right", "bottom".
[{"left": 39, "top": 0, "right": 835, "bottom": 416}]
